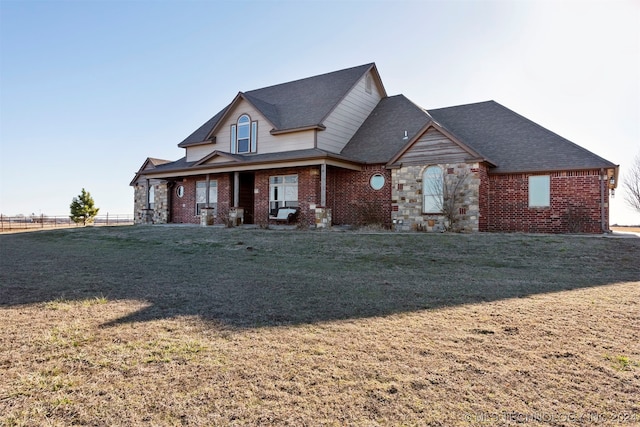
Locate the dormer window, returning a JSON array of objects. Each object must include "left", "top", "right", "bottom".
[{"left": 230, "top": 114, "right": 257, "bottom": 154}]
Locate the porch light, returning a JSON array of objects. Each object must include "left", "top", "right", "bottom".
[{"left": 609, "top": 176, "right": 615, "bottom": 186}]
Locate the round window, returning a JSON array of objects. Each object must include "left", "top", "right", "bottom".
[
  {"left": 176, "top": 185, "right": 185, "bottom": 198},
  {"left": 370, "top": 174, "right": 385, "bottom": 190}
]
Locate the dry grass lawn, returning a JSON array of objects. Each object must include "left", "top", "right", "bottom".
[{"left": 1, "top": 226, "right": 639, "bottom": 426}]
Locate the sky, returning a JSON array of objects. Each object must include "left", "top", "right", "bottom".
[{"left": 1, "top": 0, "right": 639, "bottom": 224}]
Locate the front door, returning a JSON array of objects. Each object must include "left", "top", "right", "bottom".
[{"left": 238, "top": 172, "right": 255, "bottom": 224}]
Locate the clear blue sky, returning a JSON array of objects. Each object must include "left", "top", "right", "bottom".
[{"left": 1, "top": 0, "right": 638, "bottom": 224}]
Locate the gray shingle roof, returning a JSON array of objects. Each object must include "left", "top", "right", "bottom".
[
  {"left": 342, "top": 98, "right": 616, "bottom": 172},
  {"left": 427, "top": 101, "right": 617, "bottom": 173},
  {"left": 178, "top": 105, "right": 230, "bottom": 147},
  {"left": 340, "top": 95, "right": 431, "bottom": 163},
  {"left": 143, "top": 149, "right": 357, "bottom": 176},
  {"left": 169, "top": 63, "right": 616, "bottom": 175},
  {"left": 178, "top": 63, "right": 376, "bottom": 147}
]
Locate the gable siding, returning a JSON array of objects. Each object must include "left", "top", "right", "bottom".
[
  {"left": 317, "top": 71, "right": 382, "bottom": 153},
  {"left": 396, "top": 128, "right": 471, "bottom": 165},
  {"left": 186, "top": 144, "right": 216, "bottom": 162},
  {"left": 201, "top": 155, "right": 238, "bottom": 165},
  {"left": 186, "top": 99, "right": 315, "bottom": 162}
]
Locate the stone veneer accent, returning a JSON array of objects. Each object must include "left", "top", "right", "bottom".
[
  {"left": 391, "top": 162, "right": 481, "bottom": 232},
  {"left": 314, "top": 207, "right": 332, "bottom": 228},
  {"left": 133, "top": 180, "right": 169, "bottom": 224}
]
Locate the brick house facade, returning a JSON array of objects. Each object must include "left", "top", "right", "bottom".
[
  {"left": 131, "top": 63, "right": 618, "bottom": 233},
  {"left": 487, "top": 170, "right": 607, "bottom": 233}
]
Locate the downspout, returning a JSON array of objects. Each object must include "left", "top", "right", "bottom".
[{"left": 600, "top": 168, "right": 606, "bottom": 233}]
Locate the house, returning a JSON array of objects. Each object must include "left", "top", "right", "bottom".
[{"left": 131, "top": 63, "right": 618, "bottom": 233}]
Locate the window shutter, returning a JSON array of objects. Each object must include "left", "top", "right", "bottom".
[
  {"left": 251, "top": 121, "right": 257, "bottom": 152},
  {"left": 230, "top": 124, "right": 237, "bottom": 153}
]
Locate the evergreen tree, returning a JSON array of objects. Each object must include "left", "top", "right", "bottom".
[{"left": 70, "top": 188, "right": 99, "bottom": 225}]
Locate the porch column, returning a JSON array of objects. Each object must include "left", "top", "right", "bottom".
[
  {"left": 320, "top": 164, "right": 327, "bottom": 207},
  {"left": 205, "top": 174, "right": 210, "bottom": 207},
  {"left": 234, "top": 172, "right": 240, "bottom": 206}
]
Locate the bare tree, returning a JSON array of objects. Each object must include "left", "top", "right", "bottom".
[
  {"left": 623, "top": 153, "right": 640, "bottom": 213},
  {"left": 425, "top": 167, "right": 470, "bottom": 232}
]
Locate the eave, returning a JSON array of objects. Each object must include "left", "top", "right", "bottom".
[
  {"left": 270, "top": 124, "right": 326, "bottom": 135},
  {"left": 487, "top": 164, "right": 620, "bottom": 188},
  {"left": 139, "top": 152, "right": 363, "bottom": 180}
]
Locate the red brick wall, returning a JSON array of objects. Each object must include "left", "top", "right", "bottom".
[
  {"left": 254, "top": 166, "right": 320, "bottom": 226},
  {"left": 487, "top": 170, "right": 607, "bottom": 233},
  {"left": 170, "top": 174, "right": 231, "bottom": 224},
  {"left": 327, "top": 165, "right": 392, "bottom": 227}
]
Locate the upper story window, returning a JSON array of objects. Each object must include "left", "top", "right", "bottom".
[{"left": 231, "top": 114, "right": 257, "bottom": 154}]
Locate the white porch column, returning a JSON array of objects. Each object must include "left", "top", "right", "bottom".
[{"left": 205, "top": 174, "right": 210, "bottom": 207}]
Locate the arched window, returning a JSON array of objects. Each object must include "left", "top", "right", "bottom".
[
  {"left": 231, "top": 114, "right": 257, "bottom": 154},
  {"left": 422, "top": 166, "right": 443, "bottom": 213}
]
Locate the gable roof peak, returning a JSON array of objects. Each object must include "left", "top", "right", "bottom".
[{"left": 178, "top": 63, "right": 381, "bottom": 147}]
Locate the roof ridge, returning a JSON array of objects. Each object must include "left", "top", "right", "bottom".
[
  {"left": 244, "top": 63, "right": 375, "bottom": 94},
  {"left": 428, "top": 99, "right": 496, "bottom": 112}
]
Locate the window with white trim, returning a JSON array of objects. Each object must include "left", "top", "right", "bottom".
[
  {"left": 370, "top": 173, "right": 385, "bottom": 190},
  {"left": 148, "top": 185, "right": 155, "bottom": 210},
  {"left": 230, "top": 114, "right": 257, "bottom": 154},
  {"left": 269, "top": 175, "right": 298, "bottom": 215},
  {"left": 529, "top": 175, "right": 550, "bottom": 207},
  {"left": 196, "top": 180, "right": 218, "bottom": 215},
  {"left": 422, "top": 166, "right": 443, "bottom": 213}
]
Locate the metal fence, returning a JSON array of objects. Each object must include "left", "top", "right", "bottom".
[{"left": 0, "top": 214, "right": 134, "bottom": 232}]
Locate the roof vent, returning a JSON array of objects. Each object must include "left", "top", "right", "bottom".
[{"left": 403, "top": 130, "right": 408, "bottom": 140}]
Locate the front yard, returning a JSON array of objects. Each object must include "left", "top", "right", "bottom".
[{"left": 1, "top": 227, "right": 638, "bottom": 425}]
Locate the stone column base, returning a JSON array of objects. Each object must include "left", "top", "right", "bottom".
[
  {"left": 229, "top": 207, "right": 244, "bottom": 226},
  {"left": 315, "top": 207, "right": 332, "bottom": 229},
  {"left": 141, "top": 209, "right": 154, "bottom": 224},
  {"left": 200, "top": 208, "right": 216, "bottom": 226}
]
